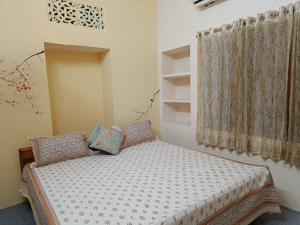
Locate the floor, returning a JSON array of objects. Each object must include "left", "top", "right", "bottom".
[{"left": 0, "top": 203, "right": 300, "bottom": 225}]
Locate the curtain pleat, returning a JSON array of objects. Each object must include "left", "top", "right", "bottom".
[
  {"left": 197, "top": 2, "right": 300, "bottom": 168},
  {"left": 287, "top": 2, "right": 300, "bottom": 167}
]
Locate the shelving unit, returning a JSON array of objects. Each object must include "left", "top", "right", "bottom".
[
  {"left": 161, "top": 45, "right": 191, "bottom": 126},
  {"left": 162, "top": 72, "right": 190, "bottom": 79},
  {"left": 163, "top": 75, "right": 190, "bottom": 101},
  {"left": 163, "top": 102, "right": 191, "bottom": 126},
  {"left": 163, "top": 99, "right": 190, "bottom": 103}
]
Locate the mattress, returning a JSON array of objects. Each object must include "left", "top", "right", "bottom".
[{"left": 21, "top": 141, "right": 280, "bottom": 225}]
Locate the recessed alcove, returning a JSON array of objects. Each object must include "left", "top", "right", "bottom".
[
  {"left": 163, "top": 102, "right": 191, "bottom": 126},
  {"left": 44, "top": 43, "right": 113, "bottom": 135},
  {"left": 161, "top": 45, "right": 191, "bottom": 126}
]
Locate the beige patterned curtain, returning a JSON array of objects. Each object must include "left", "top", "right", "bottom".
[{"left": 197, "top": 2, "right": 300, "bottom": 168}]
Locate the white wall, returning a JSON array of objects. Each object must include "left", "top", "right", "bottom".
[{"left": 157, "top": 0, "right": 300, "bottom": 212}]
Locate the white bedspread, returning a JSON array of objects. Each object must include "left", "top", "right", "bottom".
[{"left": 33, "top": 141, "right": 270, "bottom": 225}]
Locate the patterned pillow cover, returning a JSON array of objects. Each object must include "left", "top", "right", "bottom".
[
  {"left": 89, "top": 127, "right": 123, "bottom": 155},
  {"left": 114, "top": 120, "right": 156, "bottom": 148},
  {"left": 88, "top": 122, "right": 102, "bottom": 145},
  {"left": 29, "top": 133, "right": 90, "bottom": 167}
]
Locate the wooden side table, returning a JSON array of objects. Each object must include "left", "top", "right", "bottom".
[{"left": 19, "top": 147, "right": 35, "bottom": 172}]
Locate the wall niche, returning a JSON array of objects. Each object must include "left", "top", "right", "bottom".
[{"left": 44, "top": 42, "right": 113, "bottom": 134}]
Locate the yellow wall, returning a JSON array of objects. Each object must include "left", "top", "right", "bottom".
[
  {"left": 0, "top": 0, "right": 159, "bottom": 208},
  {"left": 45, "top": 48, "right": 104, "bottom": 135}
]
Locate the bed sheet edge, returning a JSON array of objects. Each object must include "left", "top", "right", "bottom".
[
  {"left": 20, "top": 164, "right": 60, "bottom": 225},
  {"left": 19, "top": 182, "right": 42, "bottom": 225}
]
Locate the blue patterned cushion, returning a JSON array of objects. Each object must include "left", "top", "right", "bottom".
[
  {"left": 88, "top": 122, "right": 102, "bottom": 145},
  {"left": 89, "top": 127, "right": 123, "bottom": 155}
]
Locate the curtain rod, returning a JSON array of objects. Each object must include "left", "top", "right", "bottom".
[{"left": 195, "top": 2, "right": 298, "bottom": 39}]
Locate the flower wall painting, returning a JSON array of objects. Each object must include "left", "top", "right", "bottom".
[{"left": 0, "top": 50, "right": 45, "bottom": 115}]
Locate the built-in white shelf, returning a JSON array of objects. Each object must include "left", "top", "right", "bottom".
[
  {"left": 162, "top": 72, "right": 190, "bottom": 79},
  {"left": 163, "top": 99, "right": 190, "bottom": 103},
  {"left": 161, "top": 45, "right": 191, "bottom": 126},
  {"left": 163, "top": 102, "right": 191, "bottom": 126},
  {"left": 163, "top": 75, "right": 190, "bottom": 100},
  {"left": 162, "top": 46, "right": 190, "bottom": 75}
]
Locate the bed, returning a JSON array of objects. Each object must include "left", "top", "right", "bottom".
[{"left": 20, "top": 140, "right": 280, "bottom": 225}]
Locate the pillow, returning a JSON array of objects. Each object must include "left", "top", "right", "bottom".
[
  {"left": 114, "top": 120, "right": 155, "bottom": 148},
  {"left": 88, "top": 122, "right": 102, "bottom": 145},
  {"left": 29, "top": 133, "right": 90, "bottom": 167},
  {"left": 89, "top": 127, "right": 123, "bottom": 155}
]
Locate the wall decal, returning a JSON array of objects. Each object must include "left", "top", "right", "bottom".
[
  {"left": 0, "top": 50, "right": 45, "bottom": 114},
  {"left": 132, "top": 89, "right": 160, "bottom": 121},
  {"left": 48, "top": 0, "right": 104, "bottom": 30}
]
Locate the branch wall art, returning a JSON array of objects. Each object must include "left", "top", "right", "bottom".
[
  {"left": 132, "top": 89, "right": 160, "bottom": 121},
  {"left": 0, "top": 50, "right": 45, "bottom": 114}
]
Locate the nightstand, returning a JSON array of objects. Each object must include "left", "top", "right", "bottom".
[{"left": 19, "top": 147, "right": 35, "bottom": 173}]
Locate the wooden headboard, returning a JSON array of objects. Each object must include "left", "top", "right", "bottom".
[{"left": 19, "top": 147, "right": 35, "bottom": 172}]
